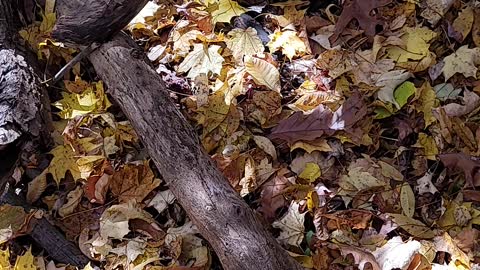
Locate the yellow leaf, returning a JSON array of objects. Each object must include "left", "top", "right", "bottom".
[
  {"left": 244, "top": 56, "right": 281, "bottom": 92},
  {"left": 416, "top": 82, "right": 437, "bottom": 127},
  {"left": 226, "top": 27, "right": 264, "bottom": 63},
  {"left": 0, "top": 248, "right": 10, "bottom": 269},
  {"left": 14, "top": 248, "right": 36, "bottom": 270},
  {"left": 299, "top": 163, "right": 321, "bottom": 182},
  {"left": 0, "top": 205, "right": 27, "bottom": 244},
  {"left": 267, "top": 30, "right": 308, "bottom": 60},
  {"left": 291, "top": 139, "right": 333, "bottom": 153},
  {"left": 400, "top": 183, "right": 415, "bottom": 218},
  {"left": 211, "top": 0, "right": 247, "bottom": 24},
  {"left": 178, "top": 44, "right": 224, "bottom": 79},
  {"left": 39, "top": 13, "right": 56, "bottom": 34},
  {"left": 172, "top": 29, "right": 202, "bottom": 57},
  {"left": 414, "top": 133, "right": 439, "bottom": 160},
  {"left": 388, "top": 214, "right": 435, "bottom": 239},
  {"left": 54, "top": 81, "right": 111, "bottom": 119},
  {"left": 48, "top": 145, "right": 82, "bottom": 184},
  {"left": 386, "top": 27, "right": 436, "bottom": 63}
]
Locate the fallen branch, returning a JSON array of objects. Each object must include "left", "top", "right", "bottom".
[{"left": 88, "top": 32, "right": 304, "bottom": 270}]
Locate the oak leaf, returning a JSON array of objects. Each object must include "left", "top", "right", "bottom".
[{"left": 331, "top": 0, "right": 391, "bottom": 41}]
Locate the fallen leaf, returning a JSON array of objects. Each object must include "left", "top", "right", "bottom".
[
  {"left": 272, "top": 201, "right": 305, "bottom": 247},
  {"left": 298, "top": 163, "right": 321, "bottom": 183},
  {"left": 147, "top": 190, "right": 176, "bottom": 213},
  {"left": 336, "top": 244, "right": 381, "bottom": 270},
  {"left": 331, "top": 0, "right": 391, "bottom": 41},
  {"left": 109, "top": 162, "right": 161, "bottom": 203},
  {"left": 375, "top": 70, "right": 412, "bottom": 109},
  {"left": 258, "top": 174, "right": 289, "bottom": 221},
  {"left": 400, "top": 183, "right": 415, "bottom": 218},
  {"left": 420, "top": 0, "right": 454, "bottom": 25},
  {"left": 386, "top": 27, "right": 437, "bottom": 63},
  {"left": 388, "top": 213, "right": 436, "bottom": 239},
  {"left": 267, "top": 30, "right": 308, "bottom": 60},
  {"left": 253, "top": 135, "right": 277, "bottom": 160},
  {"left": 226, "top": 27, "right": 264, "bottom": 63},
  {"left": 13, "top": 247, "right": 35, "bottom": 270},
  {"left": 440, "top": 90, "right": 480, "bottom": 117},
  {"left": 177, "top": 44, "right": 224, "bottom": 79},
  {"left": 394, "top": 81, "right": 416, "bottom": 109},
  {"left": 244, "top": 56, "right": 281, "bottom": 92},
  {"left": 211, "top": 0, "right": 247, "bottom": 24},
  {"left": 373, "top": 236, "right": 421, "bottom": 270},
  {"left": 441, "top": 46, "right": 480, "bottom": 82},
  {"left": 449, "top": 6, "right": 474, "bottom": 43},
  {"left": 58, "top": 186, "right": 83, "bottom": 217},
  {"left": 439, "top": 153, "right": 480, "bottom": 187}
]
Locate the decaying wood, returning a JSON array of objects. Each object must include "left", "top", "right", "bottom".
[
  {"left": 0, "top": 1, "right": 52, "bottom": 148},
  {"left": 53, "top": 1, "right": 304, "bottom": 268},
  {"left": 53, "top": 0, "right": 149, "bottom": 46},
  {"left": 87, "top": 33, "right": 304, "bottom": 270}
]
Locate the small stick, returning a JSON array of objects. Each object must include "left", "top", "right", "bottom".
[{"left": 46, "top": 43, "right": 100, "bottom": 85}]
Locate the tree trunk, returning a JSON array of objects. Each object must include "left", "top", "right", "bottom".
[
  {"left": 52, "top": 1, "right": 304, "bottom": 269},
  {"left": 0, "top": 1, "right": 90, "bottom": 266}
]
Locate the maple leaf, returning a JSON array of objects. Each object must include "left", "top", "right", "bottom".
[
  {"left": 386, "top": 27, "right": 437, "bottom": 63},
  {"left": 226, "top": 27, "right": 264, "bottom": 63},
  {"left": 331, "top": 0, "right": 391, "bottom": 42},
  {"left": 441, "top": 45, "right": 480, "bottom": 81},
  {"left": 177, "top": 43, "right": 224, "bottom": 79},
  {"left": 272, "top": 201, "right": 306, "bottom": 247},
  {"left": 47, "top": 145, "right": 82, "bottom": 184},
  {"left": 211, "top": 0, "right": 247, "bottom": 24},
  {"left": 109, "top": 162, "right": 161, "bottom": 203},
  {"left": 375, "top": 69, "right": 412, "bottom": 109},
  {"left": 267, "top": 30, "right": 308, "bottom": 60}
]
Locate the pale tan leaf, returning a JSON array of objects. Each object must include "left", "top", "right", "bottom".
[
  {"left": 226, "top": 27, "right": 264, "bottom": 63},
  {"left": 253, "top": 135, "right": 277, "bottom": 160},
  {"left": 244, "top": 56, "right": 281, "bottom": 92}
]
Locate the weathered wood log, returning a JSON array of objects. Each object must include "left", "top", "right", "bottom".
[
  {"left": 87, "top": 33, "right": 304, "bottom": 270},
  {"left": 0, "top": 1, "right": 89, "bottom": 267},
  {"left": 0, "top": 1, "right": 52, "bottom": 148},
  {"left": 53, "top": 1, "right": 304, "bottom": 268},
  {"left": 52, "top": 0, "right": 149, "bottom": 46}
]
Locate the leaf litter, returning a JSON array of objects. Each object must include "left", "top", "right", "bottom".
[{"left": 5, "top": 0, "right": 480, "bottom": 269}]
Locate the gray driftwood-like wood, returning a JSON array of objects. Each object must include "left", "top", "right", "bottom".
[
  {"left": 53, "top": 0, "right": 148, "bottom": 46},
  {"left": 88, "top": 33, "right": 304, "bottom": 270},
  {"left": 0, "top": 1, "right": 52, "bottom": 148},
  {"left": 0, "top": 1, "right": 89, "bottom": 267}
]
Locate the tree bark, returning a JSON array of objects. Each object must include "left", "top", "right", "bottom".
[
  {"left": 52, "top": 1, "right": 304, "bottom": 269},
  {"left": 53, "top": 0, "right": 149, "bottom": 46},
  {"left": 87, "top": 33, "right": 304, "bottom": 270}
]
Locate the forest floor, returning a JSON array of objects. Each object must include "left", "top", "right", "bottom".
[{"left": 2, "top": 0, "right": 480, "bottom": 269}]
